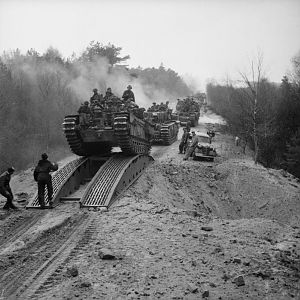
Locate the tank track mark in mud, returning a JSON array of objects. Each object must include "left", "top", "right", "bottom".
[
  {"left": 160, "top": 123, "right": 179, "bottom": 145},
  {"left": 114, "top": 113, "right": 152, "bottom": 155},
  {"left": 26, "top": 157, "right": 89, "bottom": 208},
  {"left": 13, "top": 214, "right": 96, "bottom": 300},
  {"left": 62, "top": 115, "right": 112, "bottom": 157},
  {"left": 81, "top": 154, "right": 153, "bottom": 208}
]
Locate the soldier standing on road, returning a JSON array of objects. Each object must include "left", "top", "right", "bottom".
[
  {"left": 179, "top": 128, "right": 188, "bottom": 154},
  {"left": 183, "top": 131, "right": 198, "bottom": 160},
  {"left": 122, "top": 85, "right": 135, "bottom": 102},
  {"left": 34, "top": 153, "right": 58, "bottom": 209},
  {"left": 0, "top": 167, "right": 17, "bottom": 210}
]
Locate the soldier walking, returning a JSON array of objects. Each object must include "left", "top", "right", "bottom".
[
  {"left": 34, "top": 153, "right": 58, "bottom": 209},
  {"left": 0, "top": 167, "right": 17, "bottom": 210}
]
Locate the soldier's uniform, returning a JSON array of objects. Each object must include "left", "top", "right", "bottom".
[
  {"left": 179, "top": 129, "right": 188, "bottom": 154},
  {"left": 90, "top": 89, "right": 102, "bottom": 106},
  {"left": 183, "top": 132, "right": 198, "bottom": 160},
  {"left": 34, "top": 154, "right": 58, "bottom": 209},
  {"left": 78, "top": 102, "right": 91, "bottom": 126},
  {"left": 122, "top": 89, "right": 135, "bottom": 102},
  {"left": 122, "top": 85, "right": 135, "bottom": 102},
  {"left": 0, "top": 168, "right": 16, "bottom": 209}
]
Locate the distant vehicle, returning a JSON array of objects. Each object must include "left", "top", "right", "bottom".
[
  {"left": 192, "top": 132, "right": 217, "bottom": 161},
  {"left": 143, "top": 109, "right": 179, "bottom": 145},
  {"left": 175, "top": 96, "right": 202, "bottom": 127}
]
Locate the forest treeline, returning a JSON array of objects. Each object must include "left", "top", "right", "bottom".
[
  {"left": 206, "top": 52, "right": 300, "bottom": 178},
  {"left": 0, "top": 41, "right": 192, "bottom": 170}
]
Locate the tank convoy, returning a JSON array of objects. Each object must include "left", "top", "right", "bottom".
[
  {"left": 143, "top": 101, "right": 179, "bottom": 145},
  {"left": 63, "top": 89, "right": 155, "bottom": 157}
]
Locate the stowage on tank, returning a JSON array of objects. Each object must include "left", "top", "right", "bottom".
[
  {"left": 63, "top": 90, "right": 155, "bottom": 157},
  {"left": 143, "top": 101, "right": 179, "bottom": 145}
]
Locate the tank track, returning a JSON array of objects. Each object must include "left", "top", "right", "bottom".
[
  {"left": 160, "top": 123, "right": 178, "bottom": 145},
  {"left": 63, "top": 116, "right": 86, "bottom": 156},
  {"left": 114, "top": 113, "right": 151, "bottom": 155},
  {"left": 63, "top": 115, "right": 112, "bottom": 157}
]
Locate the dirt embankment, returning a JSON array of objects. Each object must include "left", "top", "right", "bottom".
[{"left": 0, "top": 111, "right": 299, "bottom": 300}]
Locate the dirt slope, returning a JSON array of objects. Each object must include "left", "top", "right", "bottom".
[{"left": 0, "top": 111, "right": 299, "bottom": 300}]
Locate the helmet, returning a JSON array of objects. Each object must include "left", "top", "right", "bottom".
[
  {"left": 127, "top": 85, "right": 132, "bottom": 89},
  {"left": 41, "top": 153, "right": 48, "bottom": 160},
  {"left": 7, "top": 167, "right": 15, "bottom": 173},
  {"left": 84, "top": 101, "right": 89, "bottom": 105},
  {"left": 107, "top": 87, "right": 111, "bottom": 91},
  {"left": 93, "top": 88, "right": 98, "bottom": 92}
]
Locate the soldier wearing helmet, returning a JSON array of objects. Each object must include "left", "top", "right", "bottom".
[
  {"left": 122, "top": 85, "right": 135, "bottom": 102},
  {"left": 90, "top": 88, "right": 102, "bottom": 106},
  {"left": 104, "top": 87, "right": 115, "bottom": 102},
  {"left": 0, "top": 167, "right": 17, "bottom": 210}
]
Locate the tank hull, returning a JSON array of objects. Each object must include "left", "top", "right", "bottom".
[{"left": 63, "top": 110, "right": 154, "bottom": 157}]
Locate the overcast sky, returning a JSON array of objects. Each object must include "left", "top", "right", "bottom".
[{"left": 1, "top": 0, "right": 300, "bottom": 89}]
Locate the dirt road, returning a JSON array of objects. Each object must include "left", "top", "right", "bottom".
[{"left": 0, "top": 111, "right": 299, "bottom": 299}]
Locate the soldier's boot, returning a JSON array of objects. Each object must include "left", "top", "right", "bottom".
[
  {"left": 39, "top": 199, "right": 46, "bottom": 209},
  {"left": 48, "top": 199, "right": 54, "bottom": 209}
]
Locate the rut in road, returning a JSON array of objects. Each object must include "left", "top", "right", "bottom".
[
  {"left": 0, "top": 213, "right": 87, "bottom": 299},
  {"left": 13, "top": 213, "right": 99, "bottom": 300}
]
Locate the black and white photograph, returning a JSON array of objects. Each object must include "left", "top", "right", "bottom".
[{"left": 0, "top": 0, "right": 299, "bottom": 299}]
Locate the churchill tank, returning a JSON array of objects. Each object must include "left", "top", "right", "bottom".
[
  {"left": 175, "top": 96, "right": 201, "bottom": 127},
  {"left": 63, "top": 98, "right": 155, "bottom": 157},
  {"left": 143, "top": 106, "right": 179, "bottom": 145}
]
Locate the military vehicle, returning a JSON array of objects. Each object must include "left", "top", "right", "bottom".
[
  {"left": 63, "top": 98, "right": 155, "bottom": 157},
  {"left": 175, "top": 96, "right": 201, "bottom": 127},
  {"left": 192, "top": 132, "right": 217, "bottom": 161},
  {"left": 143, "top": 109, "right": 179, "bottom": 145}
]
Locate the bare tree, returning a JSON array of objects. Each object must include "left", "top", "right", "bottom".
[{"left": 239, "top": 54, "right": 263, "bottom": 164}]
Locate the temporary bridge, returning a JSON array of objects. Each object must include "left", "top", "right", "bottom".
[{"left": 26, "top": 154, "right": 153, "bottom": 209}]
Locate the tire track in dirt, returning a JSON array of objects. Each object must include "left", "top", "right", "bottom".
[
  {"left": 12, "top": 214, "right": 98, "bottom": 300},
  {"left": 0, "top": 212, "right": 88, "bottom": 299}
]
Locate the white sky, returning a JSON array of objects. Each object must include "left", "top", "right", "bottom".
[{"left": 1, "top": 0, "right": 300, "bottom": 88}]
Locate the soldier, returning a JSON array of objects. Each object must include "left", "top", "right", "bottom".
[
  {"left": 78, "top": 101, "right": 91, "bottom": 126},
  {"left": 148, "top": 102, "right": 156, "bottom": 112},
  {"left": 159, "top": 102, "right": 165, "bottom": 111},
  {"left": 34, "top": 153, "right": 58, "bottom": 209},
  {"left": 179, "top": 128, "right": 188, "bottom": 154},
  {"left": 90, "top": 88, "right": 102, "bottom": 105},
  {"left": 122, "top": 85, "right": 135, "bottom": 102},
  {"left": 104, "top": 87, "right": 114, "bottom": 101},
  {"left": 0, "top": 167, "right": 17, "bottom": 210},
  {"left": 207, "top": 130, "right": 215, "bottom": 144},
  {"left": 183, "top": 131, "right": 198, "bottom": 160}
]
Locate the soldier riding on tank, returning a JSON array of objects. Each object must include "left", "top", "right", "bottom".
[{"left": 122, "top": 85, "right": 135, "bottom": 102}]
